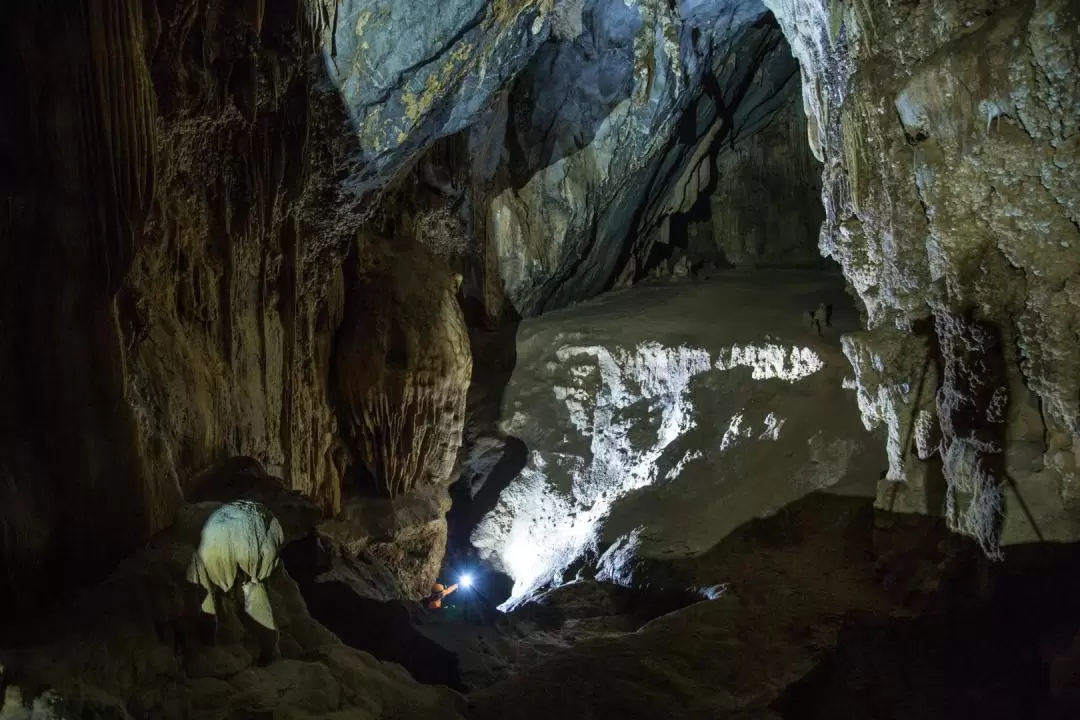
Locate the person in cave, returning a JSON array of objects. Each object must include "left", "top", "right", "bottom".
[
  {"left": 423, "top": 581, "right": 460, "bottom": 610},
  {"left": 808, "top": 301, "right": 832, "bottom": 335}
]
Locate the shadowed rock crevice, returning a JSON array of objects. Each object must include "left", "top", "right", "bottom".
[
  {"left": 279, "top": 534, "right": 468, "bottom": 692},
  {"left": 775, "top": 538, "right": 1080, "bottom": 720}
]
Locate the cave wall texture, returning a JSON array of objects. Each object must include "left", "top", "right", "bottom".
[
  {"left": 764, "top": 0, "right": 1080, "bottom": 550},
  {"left": 382, "top": 0, "right": 814, "bottom": 323},
  {"left": 0, "top": 0, "right": 501, "bottom": 612},
  {"left": 0, "top": 0, "right": 819, "bottom": 613},
  {"left": 7, "top": 0, "right": 1067, "bottom": 617},
  {"left": 0, "top": 0, "right": 365, "bottom": 611},
  {"left": 694, "top": 97, "right": 826, "bottom": 268}
]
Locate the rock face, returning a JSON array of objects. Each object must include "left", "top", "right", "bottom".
[
  {"left": 0, "top": 0, "right": 815, "bottom": 615},
  {"left": 764, "top": 0, "right": 1080, "bottom": 553},
  {"left": 0, "top": 0, "right": 521, "bottom": 611},
  {"left": 692, "top": 97, "right": 826, "bottom": 268},
  {"left": 320, "top": 484, "right": 454, "bottom": 599},
  {"left": 464, "top": 3, "right": 810, "bottom": 318},
  {"left": 0, "top": 501, "right": 462, "bottom": 720},
  {"left": 307, "top": 0, "right": 550, "bottom": 196},
  {"left": 8, "top": 0, "right": 1070, "bottom": 652},
  {"left": 0, "top": 0, "right": 362, "bottom": 612},
  {"left": 328, "top": 231, "right": 471, "bottom": 596},
  {"left": 468, "top": 493, "right": 1080, "bottom": 720},
  {"left": 468, "top": 270, "right": 885, "bottom": 606},
  {"left": 335, "top": 233, "right": 472, "bottom": 499}
]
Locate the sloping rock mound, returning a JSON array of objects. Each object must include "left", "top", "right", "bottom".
[
  {"left": 410, "top": 569, "right": 705, "bottom": 692},
  {"left": 468, "top": 270, "right": 886, "bottom": 605},
  {"left": 0, "top": 503, "right": 462, "bottom": 720},
  {"left": 281, "top": 533, "right": 468, "bottom": 692}
]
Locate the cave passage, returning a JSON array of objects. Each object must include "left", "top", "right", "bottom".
[{"left": 2, "top": 0, "right": 1080, "bottom": 718}]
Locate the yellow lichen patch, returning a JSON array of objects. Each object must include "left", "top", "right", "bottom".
[
  {"left": 401, "top": 90, "right": 427, "bottom": 126},
  {"left": 360, "top": 105, "right": 390, "bottom": 154},
  {"left": 354, "top": 9, "right": 373, "bottom": 37},
  {"left": 489, "top": 0, "right": 534, "bottom": 26},
  {"left": 401, "top": 41, "right": 478, "bottom": 125}
]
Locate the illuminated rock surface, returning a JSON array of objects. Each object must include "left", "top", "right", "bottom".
[
  {"left": 470, "top": 270, "right": 885, "bottom": 606},
  {"left": 764, "top": 0, "right": 1080, "bottom": 553}
]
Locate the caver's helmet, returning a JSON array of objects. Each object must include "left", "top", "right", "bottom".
[{"left": 431, "top": 583, "right": 446, "bottom": 594}]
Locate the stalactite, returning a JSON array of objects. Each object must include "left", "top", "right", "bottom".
[{"left": 335, "top": 234, "right": 472, "bottom": 500}]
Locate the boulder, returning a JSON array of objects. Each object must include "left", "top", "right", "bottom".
[{"left": 469, "top": 270, "right": 886, "bottom": 606}]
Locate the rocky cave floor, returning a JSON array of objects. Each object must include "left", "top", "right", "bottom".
[{"left": 4, "top": 485, "right": 1080, "bottom": 719}]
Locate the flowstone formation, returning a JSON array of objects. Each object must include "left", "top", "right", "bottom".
[
  {"left": 764, "top": 0, "right": 1080, "bottom": 551},
  {"left": 335, "top": 233, "right": 472, "bottom": 500},
  {"left": 186, "top": 500, "right": 285, "bottom": 629}
]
